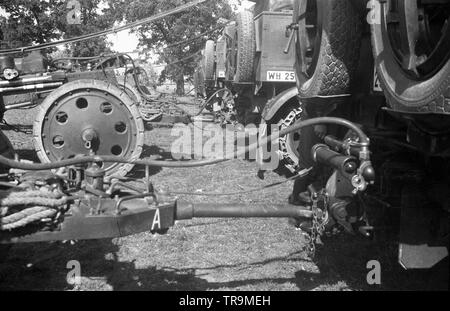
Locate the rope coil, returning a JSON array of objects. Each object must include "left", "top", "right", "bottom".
[{"left": 0, "top": 189, "right": 68, "bottom": 231}]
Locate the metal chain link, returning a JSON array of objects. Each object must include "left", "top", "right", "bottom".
[
  {"left": 278, "top": 107, "right": 303, "bottom": 171},
  {"left": 306, "top": 191, "right": 328, "bottom": 258}
]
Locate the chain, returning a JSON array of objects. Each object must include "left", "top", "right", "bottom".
[
  {"left": 278, "top": 106, "right": 303, "bottom": 171},
  {"left": 305, "top": 191, "right": 328, "bottom": 258}
]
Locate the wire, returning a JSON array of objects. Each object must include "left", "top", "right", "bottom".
[
  {"left": 0, "top": 0, "right": 210, "bottom": 55},
  {"left": 165, "top": 24, "right": 225, "bottom": 49},
  {"left": 169, "top": 167, "right": 312, "bottom": 196}
]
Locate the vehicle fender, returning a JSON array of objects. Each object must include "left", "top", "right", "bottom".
[{"left": 261, "top": 87, "right": 298, "bottom": 121}]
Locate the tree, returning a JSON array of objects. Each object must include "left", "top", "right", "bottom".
[
  {"left": 0, "top": 0, "right": 67, "bottom": 48},
  {"left": 0, "top": 0, "right": 121, "bottom": 57},
  {"left": 123, "top": 0, "right": 234, "bottom": 95}
]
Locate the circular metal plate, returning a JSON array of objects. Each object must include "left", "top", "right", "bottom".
[{"left": 33, "top": 79, "right": 144, "bottom": 178}]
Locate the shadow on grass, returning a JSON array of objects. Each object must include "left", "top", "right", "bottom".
[
  {"left": 0, "top": 234, "right": 447, "bottom": 291},
  {"left": 307, "top": 233, "right": 449, "bottom": 291},
  {"left": 0, "top": 240, "right": 301, "bottom": 291}
]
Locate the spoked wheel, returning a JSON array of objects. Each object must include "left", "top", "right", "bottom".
[
  {"left": 372, "top": 0, "right": 450, "bottom": 113},
  {"left": 33, "top": 79, "right": 144, "bottom": 178}
]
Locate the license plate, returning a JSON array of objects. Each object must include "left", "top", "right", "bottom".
[{"left": 266, "top": 71, "right": 296, "bottom": 82}]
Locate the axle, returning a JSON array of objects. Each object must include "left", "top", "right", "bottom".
[
  {"left": 0, "top": 197, "right": 312, "bottom": 244},
  {"left": 176, "top": 201, "right": 312, "bottom": 219}
]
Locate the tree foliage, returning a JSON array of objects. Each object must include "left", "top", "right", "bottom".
[
  {"left": 0, "top": 0, "right": 236, "bottom": 94},
  {"left": 122, "top": 0, "right": 234, "bottom": 95},
  {"left": 0, "top": 0, "right": 120, "bottom": 57}
]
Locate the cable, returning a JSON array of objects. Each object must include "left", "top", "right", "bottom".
[
  {"left": 165, "top": 24, "right": 225, "bottom": 49},
  {"left": 169, "top": 167, "right": 312, "bottom": 196},
  {"left": 0, "top": 117, "right": 370, "bottom": 171},
  {"left": 0, "top": 0, "right": 210, "bottom": 55}
]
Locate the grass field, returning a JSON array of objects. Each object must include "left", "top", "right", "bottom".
[{"left": 0, "top": 104, "right": 448, "bottom": 291}]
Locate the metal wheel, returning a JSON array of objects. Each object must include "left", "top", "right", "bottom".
[{"left": 33, "top": 79, "right": 144, "bottom": 178}]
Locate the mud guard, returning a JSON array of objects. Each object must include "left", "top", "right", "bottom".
[{"left": 261, "top": 87, "right": 298, "bottom": 121}]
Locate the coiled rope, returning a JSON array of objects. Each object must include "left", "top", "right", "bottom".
[{"left": 0, "top": 189, "right": 69, "bottom": 231}]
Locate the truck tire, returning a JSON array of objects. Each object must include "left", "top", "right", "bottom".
[
  {"left": 233, "top": 10, "right": 255, "bottom": 82},
  {"left": 371, "top": 1, "right": 450, "bottom": 113},
  {"left": 294, "top": 0, "right": 361, "bottom": 96},
  {"left": 203, "top": 40, "right": 215, "bottom": 80}
]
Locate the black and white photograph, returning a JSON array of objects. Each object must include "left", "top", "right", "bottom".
[{"left": 0, "top": 0, "right": 448, "bottom": 295}]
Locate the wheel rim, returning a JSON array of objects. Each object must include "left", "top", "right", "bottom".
[
  {"left": 35, "top": 83, "right": 142, "bottom": 176},
  {"left": 384, "top": 0, "right": 450, "bottom": 80}
]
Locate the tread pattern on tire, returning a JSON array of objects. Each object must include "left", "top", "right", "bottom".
[
  {"left": 387, "top": 76, "right": 450, "bottom": 114},
  {"left": 299, "top": 0, "right": 361, "bottom": 96},
  {"left": 234, "top": 10, "right": 255, "bottom": 83},
  {"left": 204, "top": 40, "right": 215, "bottom": 80}
]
